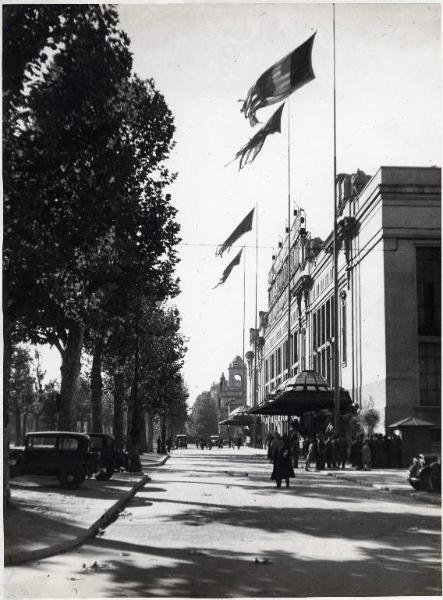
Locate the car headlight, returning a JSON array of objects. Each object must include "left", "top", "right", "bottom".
[{"left": 9, "top": 458, "right": 17, "bottom": 466}]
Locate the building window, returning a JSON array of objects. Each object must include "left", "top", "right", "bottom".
[
  {"left": 312, "top": 297, "right": 334, "bottom": 386},
  {"left": 417, "top": 247, "right": 441, "bottom": 335},
  {"left": 341, "top": 299, "right": 347, "bottom": 364},
  {"left": 419, "top": 343, "right": 441, "bottom": 406},
  {"left": 293, "top": 332, "right": 298, "bottom": 363},
  {"left": 270, "top": 354, "right": 275, "bottom": 380},
  {"left": 276, "top": 347, "right": 282, "bottom": 376}
]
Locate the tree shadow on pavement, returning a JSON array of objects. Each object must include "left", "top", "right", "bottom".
[
  {"left": 4, "top": 504, "right": 88, "bottom": 556},
  {"left": 72, "top": 535, "right": 441, "bottom": 597},
  {"left": 10, "top": 480, "right": 167, "bottom": 501},
  {"left": 146, "top": 496, "right": 441, "bottom": 542}
]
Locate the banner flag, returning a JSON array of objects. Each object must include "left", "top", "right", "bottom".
[
  {"left": 213, "top": 249, "right": 243, "bottom": 288},
  {"left": 241, "top": 33, "right": 316, "bottom": 126},
  {"left": 216, "top": 209, "right": 254, "bottom": 257},
  {"left": 230, "top": 104, "right": 284, "bottom": 170}
]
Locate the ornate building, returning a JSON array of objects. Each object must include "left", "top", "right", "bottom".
[
  {"left": 216, "top": 356, "right": 247, "bottom": 435},
  {"left": 252, "top": 166, "right": 441, "bottom": 446}
]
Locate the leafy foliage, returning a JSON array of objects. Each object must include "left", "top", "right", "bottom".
[{"left": 189, "top": 393, "right": 219, "bottom": 440}]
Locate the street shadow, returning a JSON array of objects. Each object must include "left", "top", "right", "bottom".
[
  {"left": 10, "top": 479, "right": 167, "bottom": 501},
  {"left": 67, "top": 536, "right": 442, "bottom": 597},
  {"left": 4, "top": 503, "right": 88, "bottom": 557}
]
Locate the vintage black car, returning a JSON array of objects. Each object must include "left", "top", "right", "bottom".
[
  {"left": 408, "top": 453, "right": 441, "bottom": 493},
  {"left": 9, "top": 431, "right": 100, "bottom": 489},
  {"left": 88, "top": 433, "right": 127, "bottom": 480},
  {"left": 175, "top": 434, "right": 188, "bottom": 449}
]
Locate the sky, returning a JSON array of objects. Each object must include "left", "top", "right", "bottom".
[{"left": 38, "top": 1, "right": 441, "bottom": 405}]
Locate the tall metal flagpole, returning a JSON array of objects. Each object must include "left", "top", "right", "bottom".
[
  {"left": 252, "top": 203, "right": 258, "bottom": 446},
  {"left": 287, "top": 98, "right": 292, "bottom": 434},
  {"left": 242, "top": 245, "right": 246, "bottom": 389},
  {"left": 332, "top": 3, "right": 340, "bottom": 433}
]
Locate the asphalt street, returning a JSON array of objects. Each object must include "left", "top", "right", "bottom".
[{"left": 5, "top": 446, "right": 441, "bottom": 598}]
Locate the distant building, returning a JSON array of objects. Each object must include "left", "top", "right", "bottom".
[
  {"left": 217, "top": 356, "right": 247, "bottom": 436},
  {"left": 253, "top": 166, "right": 441, "bottom": 446}
]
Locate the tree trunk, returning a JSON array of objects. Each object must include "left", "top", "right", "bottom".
[
  {"left": 59, "top": 322, "right": 84, "bottom": 430},
  {"left": 140, "top": 410, "right": 147, "bottom": 454},
  {"left": 160, "top": 410, "right": 167, "bottom": 454},
  {"left": 90, "top": 337, "right": 104, "bottom": 432},
  {"left": 14, "top": 406, "right": 21, "bottom": 447},
  {"left": 146, "top": 412, "right": 154, "bottom": 453},
  {"left": 3, "top": 327, "right": 13, "bottom": 507},
  {"left": 22, "top": 412, "right": 28, "bottom": 444},
  {"left": 113, "top": 370, "right": 125, "bottom": 452}
]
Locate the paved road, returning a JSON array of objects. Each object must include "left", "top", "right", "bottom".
[{"left": 5, "top": 447, "right": 441, "bottom": 598}]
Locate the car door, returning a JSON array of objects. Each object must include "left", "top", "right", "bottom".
[{"left": 25, "top": 435, "right": 58, "bottom": 475}]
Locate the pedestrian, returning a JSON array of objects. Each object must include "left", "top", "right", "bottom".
[
  {"left": 290, "top": 430, "right": 300, "bottom": 469},
  {"left": 236, "top": 436, "right": 242, "bottom": 450},
  {"left": 331, "top": 435, "right": 339, "bottom": 469},
  {"left": 305, "top": 438, "right": 317, "bottom": 471},
  {"left": 337, "top": 436, "right": 348, "bottom": 469},
  {"left": 270, "top": 433, "right": 295, "bottom": 488},
  {"left": 362, "top": 439, "right": 372, "bottom": 470},
  {"left": 315, "top": 434, "right": 326, "bottom": 471},
  {"left": 350, "top": 436, "right": 363, "bottom": 469},
  {"left": 325, "top": 435, "right": 332, "bottom": 469},
  {"left": 383, "top": 434, "right": 392, "bottom": 468},
  {"left": 166, "top": 437, "right": 171, "bottom": 453},
  {"left": 156, "top": 436, "right": 161, "bottom": 454},
  {"left": 266, "top": 432, "right": 274, "bottom": 462},
  {"left": 392, "top": 434, "right": 402, "bottom": 468}
]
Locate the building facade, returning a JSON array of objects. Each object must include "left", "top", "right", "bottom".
[{"left": 254, "top": 166, "right": 441, "bottom": 443}]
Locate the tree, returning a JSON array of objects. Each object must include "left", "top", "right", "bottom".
[
  {"left": 3, "top": 5, "right": 133, "bottom": 431},
  {"left": 190, "top": 393, "right": 219, "bottom": 440},
  {"left": 9, "top": 346, "right": 35, "bottom": 445},
  {"left": 4, "top": 6, "right": 179, "bottom": 434}
]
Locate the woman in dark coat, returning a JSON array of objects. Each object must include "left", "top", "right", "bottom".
[{"left": 271, "top": 434, "right": 295, "bottom": 488}]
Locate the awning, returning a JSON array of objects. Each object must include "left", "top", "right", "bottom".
[
  {"left": 219, "top": 405, "right": 255, "bottom": 426},
  {"left": 388, "top": 417, "right": 435, "bottom": 428},
  {"left": 248, "top": 370, "right": 353, "bottom": 416}
]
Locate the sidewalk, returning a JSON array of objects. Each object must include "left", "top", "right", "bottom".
[
  {"left": 320, "top": 465, "right": 441, "bottom": 505},
  {"left": 4, "top": 452, "right": 169, "bottom": 566}
]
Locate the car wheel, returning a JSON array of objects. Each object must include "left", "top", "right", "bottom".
[
  {"left": 58, "top": 467, "right": 85, "bottom": 489},
  {"left": 95, "top": 461, "right": 114, "bottom": 481}
]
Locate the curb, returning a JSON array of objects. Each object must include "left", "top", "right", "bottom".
[
  {"left": 326, "top": 472, "right": 441, "bottom": 505},
  {"left": 5, "top": 455, "right": 170, "bottom": 566}
]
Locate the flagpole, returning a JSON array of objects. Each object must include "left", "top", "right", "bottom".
[
  {"left": 253, "top": 202, "right": 258, "bottom": 446},
  {"left": 332, "top": 3, "right": 340, "bottom": 434},
  {"left": 242, "top": 244, "right": 246, "bottom": 392},
  {"left": 287, "top": 98, "right": 292, "bottom": 435}
]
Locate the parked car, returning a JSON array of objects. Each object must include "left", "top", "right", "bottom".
[
  {"left": 88, "top": 433, "right": 127, "bottom": 480},
  {"left": 175, "top": 434, "right": 188, "bottom": 449},
  {"left": 9, "top": 431, "right": 100, "bottom": 489},
  {"left": 408, "top": 453, "right": 441, "bottom": 493}
]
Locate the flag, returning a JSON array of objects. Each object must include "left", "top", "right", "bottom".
[
  {"left": 241, "top": 33, "right": 316, "bottom": 126},
  {"left": 213, "top": 249, "right": 243, "bottom": 288},
  {"left": 216, "top": 209, "right": 254, "bottom": 257},
  {"left": 231, "top": 104, "right": 284, "bottom": 170}
]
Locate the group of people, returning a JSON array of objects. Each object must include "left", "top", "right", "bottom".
[{"left": 266, "top": 429, "right": 403, "bottom": 485}]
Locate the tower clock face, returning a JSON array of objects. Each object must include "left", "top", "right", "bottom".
[{"left": 234, "top": 374, "right": 242, "bottom": 385}]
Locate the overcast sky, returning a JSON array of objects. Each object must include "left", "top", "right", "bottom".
[{"left": 39, "top": 1, "right": 441, "bottom": 405}]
